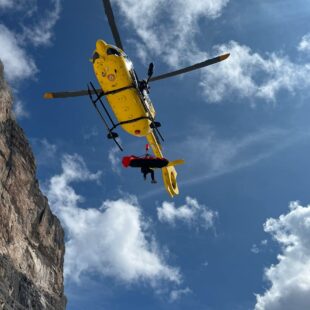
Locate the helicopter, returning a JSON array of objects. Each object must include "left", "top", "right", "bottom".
[{"left": 43, "top": 0, "right": 230, "bottom": 197}]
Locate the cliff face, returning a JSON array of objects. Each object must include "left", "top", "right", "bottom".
[{"left": 0, "top": 61, "right": 66, "bottom": 309}]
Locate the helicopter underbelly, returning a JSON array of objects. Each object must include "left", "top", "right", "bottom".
[
  {"left": 93, "top": 49, "right": 152, "bottom": 137},
  {"left": 107, "top": 90, "right": 151, "bottom": 137}
]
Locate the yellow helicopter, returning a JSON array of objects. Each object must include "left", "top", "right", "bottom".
[{"left": 44, "top": 0, "right": 230, "bottom": 197}]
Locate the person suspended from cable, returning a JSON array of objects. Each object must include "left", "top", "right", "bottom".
[
  {"left": 122, "top": 144, "right": 185, "bottom": 186},
  {"left": 140, "top": 153, "right": 157, "bottom": 183},
  {"left": 122, "top": 144, "right": 170, "bottom": 184}
]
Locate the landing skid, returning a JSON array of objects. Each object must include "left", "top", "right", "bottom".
[
  {"left": 87, "top": 82, "right": 123, "bottom": 151},
  {"left": 87, "top": 81, "right": 165, "bottom": 152}
]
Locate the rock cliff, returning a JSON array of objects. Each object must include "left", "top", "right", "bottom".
[{"left": 0, "top": 61, "right": 66, "bottom": 309}]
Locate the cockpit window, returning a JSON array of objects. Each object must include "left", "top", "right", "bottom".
[
  {"left": 92, "top": 52, "right": 100, "bottom": 62},
  {"left": 107, "top": 47, "right": 121, "bottom": 56}
]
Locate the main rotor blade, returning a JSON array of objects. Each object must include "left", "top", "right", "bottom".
[
  {"left": 149, "top": 53, "right": 230, "bottom": 82},
  {"left": 44, "top": 89, "right": 101, "bottom": 99},
  {"left": 102, "top": 0, "right": 124, "bottom": 50}
]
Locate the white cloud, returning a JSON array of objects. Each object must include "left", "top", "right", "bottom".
[
  {"left": 21, "top": 0, "right": 61, "bottom": 46},
  {"left": 46, "top": 154, "right": 180, "bottom": 286},
  {"left": 31, "top": 138, "right": 57, "bottom": 166},
  {"left": 255, "top": 201, "right": 310, "bottom": 310},
  {"left": 40, "top": 139, "right": 57, "bottom": 156},
  {"left": 0, "top": 24, "right": 37, "bottom": 82},
  {"left": 200, "top": 41, "right": 310, "bottom": 103},
  {"left": 0, "top": 0, "right": 61, "bottom": 85},
  {"left": 298, "top": 33, "right": 310, "bottom": 53},
  {"left": 113, "top": 0, "right": 229, "bottom": 66},
  {"left": 251, "top": 240, "right": 268, "bottom": 255},
  {"left": 0, "top": 0, "right": 36, "bottom": 11},
  {"left": 169, "top": 287, "right": 191, "bottom": 302},
  {"left": 178, "top": 126, "right": 295, "bottom": 185},
  {"left": 157, "top": 196, "right": 217, "bottom": 229},
  {"left": 0, "top": 0, "right": 12, "bottom": 9},
  {"left": 202, "top": 261, "right": 209, "bottom": 267},
  {"left": 83, "top": 127, "right": 98, "bottom": 140},
  {"left": 112, "top": 1, "right": 310, "bottom": 103},
  {"left": 13, "top": 100, "right": 29, "bottom": 119},
  {"left": 108, "top": 145, "right": 122, "bottom": 175},
  {"left": 251, "top": 244, "right": 260, "bottom": 254}
]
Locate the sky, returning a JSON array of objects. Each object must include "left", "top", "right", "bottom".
[{"left": 1, "top": 0, "right": 310, "bottom": 309}]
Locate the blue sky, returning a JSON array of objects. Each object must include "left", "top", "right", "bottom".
[{"left": 1, "top": 0, "right": 310, "bottom": 309}]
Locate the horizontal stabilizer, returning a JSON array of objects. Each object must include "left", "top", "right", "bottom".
[{"left": 167, "top": 159, "right": 185, "bottom": 167}]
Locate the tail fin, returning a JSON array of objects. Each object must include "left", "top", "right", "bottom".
[
  {"left": 161, "top": 166, "right": 179, "bottom": 197},
  {"left": 146, "top": 131, "right": 182, "bottom": 197}
]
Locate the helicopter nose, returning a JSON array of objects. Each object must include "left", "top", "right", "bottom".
[{"left": 96, "top": 40, "right": 108, "bottom": 55}]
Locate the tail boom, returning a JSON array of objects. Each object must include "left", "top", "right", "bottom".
[{"left": 146, "top": 132, "right": 180, "bottom": 197}]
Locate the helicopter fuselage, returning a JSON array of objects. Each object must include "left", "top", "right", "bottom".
[{"left": 93, "top": 39, "right": 155, "bottom": 137}]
